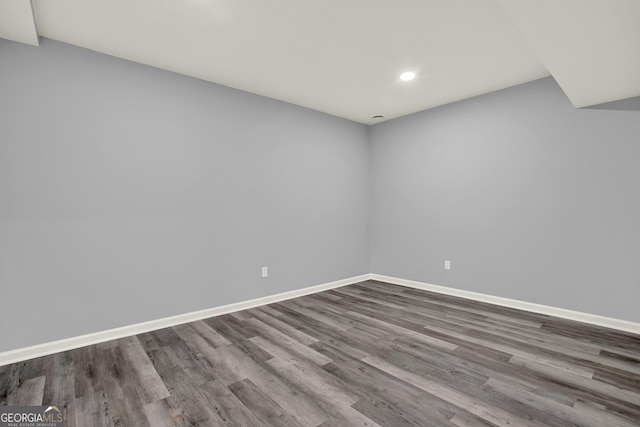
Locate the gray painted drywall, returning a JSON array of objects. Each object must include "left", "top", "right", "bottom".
[
  {"left": 0, "top": 39, "right": 370, "bottom": 352},
  {"left": 586, "top": 95, "right": 640, "bottom": 111},
  {"left": 370, "top": 77, "right": 640, "bottom": 323},
  {"left": 2, "top": 38, "right": 639, "bottom": 355}
]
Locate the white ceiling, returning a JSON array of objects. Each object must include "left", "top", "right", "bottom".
[
  {"left": 496, "top": 0, "right": 640, "bottom": 108},
  {"left": 1, "top": 0, "right": 638, "bottom": 124},
  {"left": 0, "top": 0, "right": 38, "bottom": 46}
]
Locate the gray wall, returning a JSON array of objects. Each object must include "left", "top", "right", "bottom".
[
  {"left": 2, "top": 39, "right": 639, "bottom": 354},
  {"left": 0, "top": 39, "right": 370, "bottom": 352},
  {"left": 370, "top": 77, "right": 640, "bottom": 323}
]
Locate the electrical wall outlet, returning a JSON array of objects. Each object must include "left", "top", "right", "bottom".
[
  {"left": 261, "top": 267, "right": 268, "bottom": 278},
  {"left": 444, "top": 260, "right": 451, "bottom": 270}
]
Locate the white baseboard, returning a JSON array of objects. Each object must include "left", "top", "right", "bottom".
[
  {"left": 371, "top": 274, "right": 640, "bottom": 336},
  {"left": 0, "top": 274, "right": 371, "bottom": 367},
  {"left": 3, "top": 272, "right": 638, "bottom": 367}
]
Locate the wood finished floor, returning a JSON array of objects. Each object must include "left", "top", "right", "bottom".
[{"left": 1, "top": 280, "right": 640, "bottom": 426}]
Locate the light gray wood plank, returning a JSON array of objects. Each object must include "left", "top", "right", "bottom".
[
  {"left": 249, "top": 307, "right": 319, "bottom": 345},
  {"left": 118, "top": 336, "right": 171, "bottom": 404},
  {"left": 143, "top": 398, "right": 192, "bottom": 427},
  {"left": 10, "top": 376, "right": 45, "bottom": 406},
  {"left": 198, "top": 379, "right": 265, "bottom": 426},
  {"left": 316, "top": 343, "right": 458, "bottom": 426},
  {"left": 485, "top": 377, "right": 639, "bottom": 427},
  {"left": 363, "top": 354, "right": 546, "bottom": 427},
  {"left": 228, "top": 378, "right": 303, "bottom": 427},
  {"left": 213, "top": 345, "right": 330, "bottom": 427},
  {"left": 245, "top": 318, "right": 332, "bottom": 366},
  {"left": 450, "top": 411, "right": 496, "bottom": 427},
  {"left": 146, "top": 346, "right": 223, "bottom": 425},
  {"left": 229, "top": 310, "right": 254, "bottom": 321},
  {"left": 277, "top": 300, "right": 354, "bottom": 331},
  {"left": 343, "top": 309, "right": 458, "bottom": 352},
  {"left": 258, "top": 305, "right": 285, "bottom": 317},
  {"left": 572, "top": 401, "right": 640, "bottom": 427},
  {"left": 266, "top": 356, "right": 360, "bottom": 408},
  {"left": 190, "top": 320, "right": 232, "bottom": 348},
  {"left": 509, "top": 354, "right": 640, "bottom": 409},
  {"left": 74, "top": 391, "right": 114, "bottom": 427},
  {"left": 94, "top": 347, "right": 150, "bottom": 427}
]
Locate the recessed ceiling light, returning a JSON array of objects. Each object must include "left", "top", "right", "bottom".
[
  {"left": 400, "top": 71, "right": 416, "bottom": 81},
  {"left": 371, "top": 115, "right": 385, "bottom": 119}
]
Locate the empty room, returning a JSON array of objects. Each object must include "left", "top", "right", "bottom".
[{"left": 1, "top": 0, "right": 639, "bottom": 426}]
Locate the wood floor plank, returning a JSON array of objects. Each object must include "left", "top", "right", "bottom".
[
  {"left": 266, "top": 303, "right": 372, "bottom": 360},
  {"left": 198, "top": 379, "right": 266, "bottom": 426},
  {"left": 245, "top": 317, "right": 332, "bottom": 366},
  {"left": 42, "top": 351, "right": 76, "bottom": 427},
  {"left": 118, "top": 336, "right": 171, "bottom": 404},
  {"left": 593, "top": 367, "right": 640, "bottom": 393},
  {"left": 177, "top": 327, "right": 330, "bottom": 427},
  {"left": 455, "top": 346, "right": 640, "bottom": 423},
  {"left": 190, "top": 320, "right": 232, "bottom": 348},
  {"left": 228, "top": 378, "right": 303, "bottom": 427},
  {"left": 213, "top": 344, "right": 330, "bottom": 426},
  {"left": 484, "top": 377, "right": 635, "bottom": 427},
  {"left": 362, "top": 354, "right": 548, "bottom": 427},
  {"left": 75, "top": 391, "right": 114, "bottom": 427},
  {"left": 9, "top": 375, "right": 45, "bottom": 406},
  {"left": 314, "top": 342, "right": 459, "bottom": 426},
  {"left": 449, "top": 411, "right": 497, "bottom": 427},
  {"left": 204, "top": 316, "right": 275, "bottom": 362},
  {"left": 257, "top": 305, "right": 286, "bottom": 317},
  {"left": 509, "top": 354, "right": 640, "bottom": 410},
  {"left": 350, "top": 396, "right": 446, "bottom": 427},
  {"left": 0, "top": 357, "right": 45, "bottom": 406},
  {"left": 277, "top": 300, "right": 354, "bottom": 331},
  {"left": 72, "top": 346, "right": 103, "bottom": 399},
  {"left": 572, "top": 401, "right": 640, "bottom": 427},
  {"left": 363, "top": 341, "right": 569, "bottom": 425},
  {"left": 446, "top": 345, "right": 577, "bottom": 407},
  {"left": 342, "top": 309, "right": 459, "bottom": 352},
  {"left": 143, "top": 397, "right": 192, "bottom": 427},
  {"left": 266, "top": 355, "right": 358, "bottom": 405},
  {"left": 249, "top": 307, "right": 319, "bottom": 345},
  {"left": 148, "top": 330, "right": 218, "bottom": 387},
  {"left": 146, "top": 346, "right": 223, "bottom": 425},
  {"left": 2, "top": 280, "right": 639, "bottom": 426},
  {"left": 94, "top": 347, "right": 150, "bottom": 427}
]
